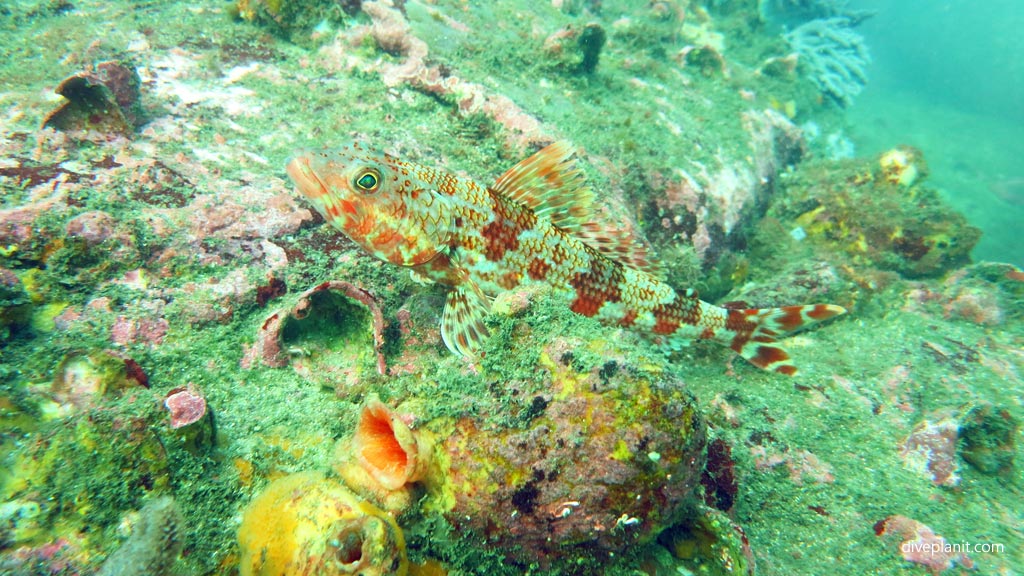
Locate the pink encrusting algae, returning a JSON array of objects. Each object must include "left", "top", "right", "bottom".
[
  {"left": 287, "top": 141, "right": 845, "bottom": 375},
  {"left": 164, "top": 386, "right": 208, "bottom": 430}
]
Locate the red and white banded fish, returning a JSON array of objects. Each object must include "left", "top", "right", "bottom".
[{"left": 286, "top": 141, "right": 845, "bottom": 375}]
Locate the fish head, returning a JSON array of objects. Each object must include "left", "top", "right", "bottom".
[{"left": 287, "top": 144, "right": 452, "bottom": 267}]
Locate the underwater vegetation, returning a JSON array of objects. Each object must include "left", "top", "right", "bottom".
[{"left": 0, "top": 0, "right": 1021, "bottom": 575}]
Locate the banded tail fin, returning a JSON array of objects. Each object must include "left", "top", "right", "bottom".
[{"left": 726, "top": 304, "right": 846, "bottom": 375}]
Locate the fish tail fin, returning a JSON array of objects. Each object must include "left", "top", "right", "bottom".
[{"left": 725, "top": 304, "right": 846, "bottom": 376}]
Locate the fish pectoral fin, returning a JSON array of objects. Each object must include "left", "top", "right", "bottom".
[
  {"left": 490, "top": 141, "right": 594, "bottom": 232},
  {"left": 441, "top": 282, "right": 491, "bottom": 359},
  {"left": 409, "top": 269, "right": 435, "bottom": 286}
]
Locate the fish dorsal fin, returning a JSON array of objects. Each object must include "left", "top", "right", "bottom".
[
  {"left": 577, "top": 219, "right": 666, "bottom": 280},
  {"left": 490, "top": 141, "right": 594, "bottom": 232},
  {"left": 492, "top": 141, "right": 663, "bottom": 280},
  {"left": 441, "top": 281, "right": 491, "bottom": 359}
]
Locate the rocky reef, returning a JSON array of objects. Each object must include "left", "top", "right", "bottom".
[
  {"left": 0, "top": 0, "right": 1020, "bottom": 575},
  {"left": 769, "top": 146, "right": 981, "bottom": 278}
]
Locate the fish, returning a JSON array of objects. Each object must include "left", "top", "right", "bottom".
[{"left": 286, "top": 141, "right": 845, "bottom": 375}]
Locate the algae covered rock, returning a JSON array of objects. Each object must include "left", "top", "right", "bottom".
[
  {"left": 770, "top": 147, "right": 980, "bottom": 277},
  {"left": 51, "top": 349, "right": 149, "bottom": 413},
  {"left": 0, "top": 400, "right": 172, "bottom": 560},
  {"left": 0, "top": 268, "right": 31, "bottom": 340},
  {"left": 423, "top": 348, "right": 707, "bottom": 571},
  {"left": 96, "top": 497, "right": 185, "bottom": 576},
  {"left": 637, "top": 108, "right": 808, "bottom": 298},
  {"left": 542, "top": 22, "right": 608, "bottom": 75},
  {"left": 959, "top": 404, "right": 1017, "bottom": 476}
]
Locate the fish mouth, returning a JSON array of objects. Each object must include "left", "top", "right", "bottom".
[{"left": 285, "top": 154, "right": 328, "bottom": 200}]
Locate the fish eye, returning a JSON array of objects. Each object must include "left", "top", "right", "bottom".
[{"left": 354, "top": 169, "right": 381, "bottom": 193}]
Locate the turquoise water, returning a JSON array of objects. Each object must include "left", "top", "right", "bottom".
[
  {"left": 849, "top": 0, "right": 1024, "bottom": 266},
  {"left": 0, "top": 1, "right": 1021, "bottom": 575}
]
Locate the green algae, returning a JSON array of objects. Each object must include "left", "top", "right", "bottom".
[
  {"left": 678, "top": 276, "right": 1024, "bottom": 574},
  {"left": 95, "top": 496, "right": 185, "bottom": 576},
  {"left": 0, "top": 399, "right": 172, "bottom": 553},
  {"left": 959, "top": 404, "right": 1018, "bottom": 477},
  {"left": 769, "top": 152, "right": 982, "bottom": 278},
  {"left": 0, "top": 0, "right": 1020, "bottom": 575}
]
